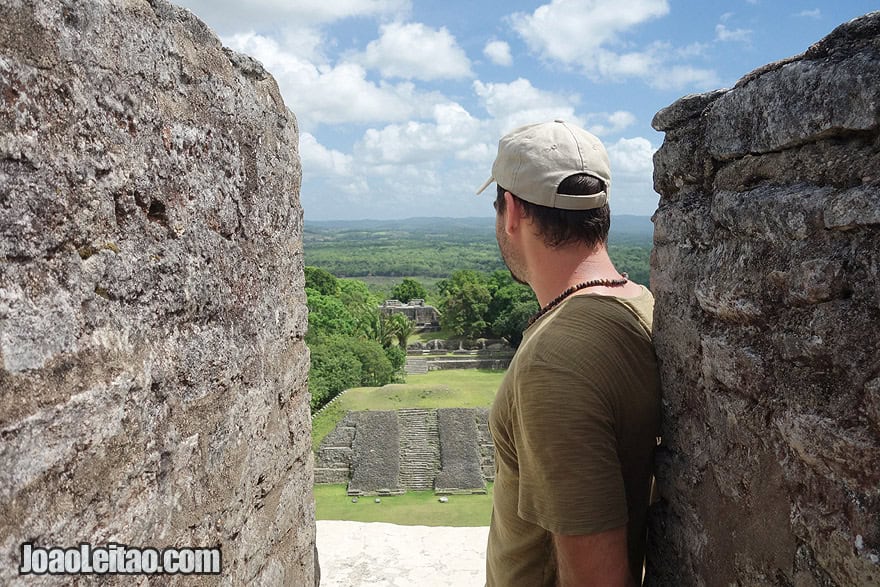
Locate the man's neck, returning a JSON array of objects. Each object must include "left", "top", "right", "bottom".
[{"left": 527, "top": 244, "right": 630, "bottom": 307}]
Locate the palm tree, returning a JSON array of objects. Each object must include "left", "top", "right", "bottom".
[
  {"left": 388, "top": 313, "right": 414, "bottom": 349},
  {"left": 354, "top": 304, "right": 396, "bottom": 348}
]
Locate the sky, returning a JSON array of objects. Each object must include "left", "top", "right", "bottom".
[{"left": 173, "top": 1, "right": 877, "bottom": 221}]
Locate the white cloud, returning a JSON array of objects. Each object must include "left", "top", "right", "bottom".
[
  {"left": 356, "top": 22, "right": 473, "bottom": 80},
  {"left": 676, "top": 42, "right": 710, "bottom": 59},
  {"left": 223, "top": 28, "right": 327, "bottom": 70},
  {"left": 796, "top": 9, "right": 822, "bottom": 19},
  {"left": 357, "top": 103, "right": 483, "bottom": 166},
  {"left": 508, "top": 0, "right": 716, "bottom": 91},
  {"left": 651, "top": 65, "right": 721, "bottom": 90},
  {"left": 273, "top": 27, "right": 328, "bottom": 64},
  {"left": 455, "top": 142, "right": 494, "bottom": 162},
  {"left": 473, "top": 78, "right": 582, "bottom": 133},
  {"left": 484, "top": 40, "right": 513, "bottom": 66},
  {"left": 586, "top": 111, "right": 637, "bottom": 136},
  {"left": 585, "top": 46, "right": 719, "bottom": 91},
  {"left": 608, "top": 137, "right": 655, "bottom": 175},
  {"left": 175, "top": 0, "right": 411, "bottom": 31},
  {"left": 510, "top": 0, "right": 670, "bottom": 65},
  {"left": 298, "top": 133, "right": 369, "bottom": 214},
  {"left": 224, "top": 32, "right": 446, "bottom": 129},
  {"left": 606, "top": 137, "right": 658, "bottom": 214},
  {"left": 715, "top": 24, "right": 752, "bottom": 43},
  {"left": 599, "top": 50, "right": 655, "bottom": 78},
  {"left": 300, "top": 133, "right": 352, "bottom": 177}
]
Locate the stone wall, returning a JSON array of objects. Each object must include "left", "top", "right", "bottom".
[
  {"left": 313, "top": 412, "right": 358, "bottom": 484},
  {"left": 648, "top": 12, "right": 880, "bottom": 586},
  {"left": 0, "top": 1, "right": 314, "bottom": 584},
  {"left": 427, "top": 358, "right": 512, "bottom": 371}
]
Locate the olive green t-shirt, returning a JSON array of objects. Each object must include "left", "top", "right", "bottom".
[{"left": 486, "top": 287, "right": 661, "bottom": 586}]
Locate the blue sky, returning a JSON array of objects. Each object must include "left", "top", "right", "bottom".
[{"left": 174, "top": 1, "right": 876, "bottom": 220}]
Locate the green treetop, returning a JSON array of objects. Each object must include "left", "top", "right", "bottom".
[{"left": 391, "top": 277, "right": 428, "bottom": 304}]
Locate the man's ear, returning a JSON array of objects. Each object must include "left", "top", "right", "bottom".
[{"left": 503, "top": 191, "right": 521, "bottom": 235}]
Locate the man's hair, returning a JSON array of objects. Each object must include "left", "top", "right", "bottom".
[{"left": 495, "top": 174, "right": 611, "bottom": 249}]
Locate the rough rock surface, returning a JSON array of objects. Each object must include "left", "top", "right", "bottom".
[
  {"left": 435, "top": 408, "right": 485, "bottom": 493},
  {"left": 0, "top": 0, "right": 313, "bottom": 585},
  {"left": 648, "top": 12, "right": 880, "bottom": 586},
  {"left": 348, "top": 411, "right": 402, "bottom": 495}
]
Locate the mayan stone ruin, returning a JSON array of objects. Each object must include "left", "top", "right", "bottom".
[
  {"left": 0, "top": 0, "right": 314, "bottom": 585},
  {"left": 315, "top": 408, "right": 494, "bottom": 496},
  {"left": 648, "top": 12, "right": 880, "bottom": 586},
  {"left": 379, "top": 298, "right": 441, "bottom": 328}
]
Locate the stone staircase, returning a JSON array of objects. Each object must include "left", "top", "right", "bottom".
[
  {"left": 314, "top": 412, "right": 357, "bottom": 484},
  {"left": 316, "top": 408, "right": 494, "bottom": 494},
  {"left": 405, "top": 357, "right": 429, "bottom": 375},
  {"left": 475, "top": 408, "right": 496, "bottom": 482},
  {"left": 397, "top": 408, "right": 439, "bottom": 490}
]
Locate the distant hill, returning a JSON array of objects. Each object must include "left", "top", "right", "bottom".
[
  {"left": 608, "top": 214, "right": 655, "bottom": 244},
  {"left": 305, "top": 215, "right": 653, "bottom": 246},
  {"left": 303, "top": 216, "right": 654, "bottom": 284},
  {"left": 304, "top": 217, "right": 495, "bottom": 245}
]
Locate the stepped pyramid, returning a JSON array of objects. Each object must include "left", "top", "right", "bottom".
[{"left": 314, "top": 408, "right": 494, "bottom": 495}]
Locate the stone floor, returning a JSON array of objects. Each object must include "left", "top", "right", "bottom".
[{"left": 316, "top": 521, "right": 489, "bottom": 586}]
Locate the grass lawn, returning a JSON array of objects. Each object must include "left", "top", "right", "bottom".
[
  {"left": 410, "top": 328, "right": 454, "bottom": 343},
  {"left": 311, "top": 369, "right": 505, "bottom": 450},
  {"left": 315, "top": 483, "right": 494, "bottom": 527}
]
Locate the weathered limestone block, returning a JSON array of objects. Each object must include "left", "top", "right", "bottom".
[
  {"left": 699, "top": 336, "right": 767, "bottom": 400},
  {"left": 866, "top": 378, "right": 880, "bottom": 433},
  {"left": 651, "top": 188, "right": 716, "bottom": 248},
  {"left": 0, "top": 0, "right": 313, "bottom": 585},
  {"left": 705, "top": 54, "right": 880, "bottom": 160},
  {"left": 435, "top": 408, "right": 484, "bottom": 493},
  {"left": 711, "top": 185, "right": 829, "bottom": 242},
  {"left": 824, "top": 184, "right": 880, "bottom": 230},
  {"left": 693, "top": 284, "right": 763, "bottom": 324},
  {"left": 347, "top": 411, "right": 401, "bottom": 495},
  {"left": 652, "top": 90, "right": 726, "bottom": 197},
  {"left": 649, "top": 11, "right": 880, "bottom": 587},
  {"left": 768, "top": 259, "right": 849, "bottom": 306}
]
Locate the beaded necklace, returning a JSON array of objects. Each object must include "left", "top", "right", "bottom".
[{"left": 527, "top": 273, "right": 629, "bottom": 327}]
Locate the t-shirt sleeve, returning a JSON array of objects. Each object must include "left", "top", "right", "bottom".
[{"left": 512, "top": 356, "right": 628, "bottom": 536}]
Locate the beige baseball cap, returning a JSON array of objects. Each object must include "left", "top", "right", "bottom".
[{"left": 475, "top": 120, "right": 611, "bottom": 210}]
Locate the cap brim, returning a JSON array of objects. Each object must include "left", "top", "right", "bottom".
[{"left": 475, "top": 176, "right": 494, "bottom": 195}]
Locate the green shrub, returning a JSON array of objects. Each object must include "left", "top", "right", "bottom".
[
  {"left": 348, "top": 337, "right": 395, "bottom": 388},
  {"left": 308, "top": 338, "right": 362, "bottom": 410},
  {"left": 384, "top": 345, "right": 406, "bottom": 379}
]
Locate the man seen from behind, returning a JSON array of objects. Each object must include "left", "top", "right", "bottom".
[{"left": 476, "top": 120, "right": 661, "bottom": 586}]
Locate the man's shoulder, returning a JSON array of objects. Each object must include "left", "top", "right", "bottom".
[
  {"left": 533, "top": 291, "right": 652, "bottom": 339},
  {"left": 513, "top": 291, "right": 656, "bottom": 378}
]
